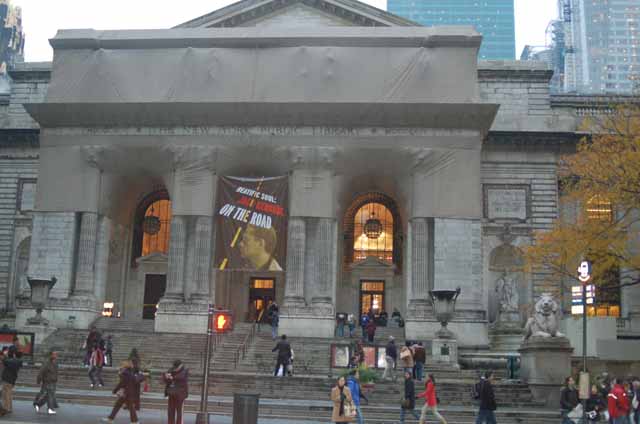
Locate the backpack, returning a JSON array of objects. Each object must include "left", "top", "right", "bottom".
[{"left": 472, "top": 380, "right": 483, "bottom": 400}]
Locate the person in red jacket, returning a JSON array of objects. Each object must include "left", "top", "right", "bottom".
[
  {"left": 416, "top": 374, "right": 448, "bottom": 424},
  {"left": 608, "top": 378, "right": 631, "bottom": 424}
]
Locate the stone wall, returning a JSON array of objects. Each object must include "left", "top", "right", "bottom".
[{"left": 5, "top": 62, "right": 50, "bottom": 129}]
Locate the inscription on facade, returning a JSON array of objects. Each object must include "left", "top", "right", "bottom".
[{"left": 484, "top": 185, "right": 530, "bottom": 221}]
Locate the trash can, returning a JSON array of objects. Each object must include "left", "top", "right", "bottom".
[{"left": 232, "top": 393, "right": 259, "bottom": 424}]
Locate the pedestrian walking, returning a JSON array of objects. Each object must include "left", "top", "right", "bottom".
[
  {"left": 475, "top": 371, "right": 497, "bottom": 424},
  {"left": 256, "top": 303, "right": 265, "bottom": 333},
  {"left": 101, "top": 360, "right": 143, "bottom": 424},
  {"left": 400, "top": 341, "right": 414, "bottom": 374},
  {"left": 560, "top": 376, "right": 580, "bottom": 424},
  {"left": 331, "top": 376, "right": 355, "bottom": 423},
  {"left": 417, "top": 373, "right": 447, "bottom": 424},
  {"left": 382, "top": 336, "right": 397, "bottom": 382},
  {"left": 365, "top": 318, "right": 376, "bottom": 343},
  {"left": 400, "top": 370, "right": 421, "bottom": 423},
  {"left": 347, "top": 314, "right": 356, "bottom": 338},
  {"left": 83, "top": 326, "right": 102, "bottom": 366},
  {"left": 631, "top": 378, "right": 639, "bottom": 424},
  {"left": 272, "top": 334, "right": 292, "bottom": 377},
  {"left": 89, "top": 344, "right": 105, "bottom": 388},
  {"left": 127, "top": 348, "right": 143, "bottom": 412},
  {"left": 586, "top": 384, "right": 606, "bottom": 424},
  {"left": 346, "top": 369, "right": 367, "bottom": 424},
  {"left": 105, "top": 335, "right": 113, "bottom": 367},
  {"left": 412, "top": 341, "right": 426, "bottom": 381},
  {"left": 271, "top": 310, "right": 279, "bottom": 340},
  {"left": 359, "top": 313, "right": 369, "bottom": 341},
  {"left": 0, "top": 346, "right": 22, "bottom": 415},
  {"left": 608, "top": 377, "right": 631, "bottom": 424},
  {"left": 336, "top": 313, "right": 346, "bottom": 337},
  {"left": 163, "top": 359, "right": 189, "bottom": 424},
  {"left": 33, "top": 350, "right": 59, "bottom": 415}
]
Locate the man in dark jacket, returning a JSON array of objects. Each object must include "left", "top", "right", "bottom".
[
  {"left": 163, "top": 360, "right": 189, "bottom": 424},
  {"left": 1, "top": 347, "right": 22, "bottom": 414},
  {"left": 412, "top": 341, "right": 426, "bottom": 381},
  {"left": 272, "top": 334, "right": 291, "bottom": 377},
  {"left": 34, "top": 351, "right": 59, "bottom": 415},
  {"left": 383, "top": 336, "right": 397, "bottom": 381},
  {"left": 475, "top": 371, "right": 497, "bottom": 424},
  {"left": 400, "top": 370, "right": 421, "bottom": 423},
  {"left": 560, "top": 376, "right": 580, "bottom": 424},
  {"left": 84, "top": 326, "right": 101, "bottom": 366}
]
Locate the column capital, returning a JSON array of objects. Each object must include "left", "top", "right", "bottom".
[
  {"left": 285, "top": 146, "right": 342, "bottom": 171},
  {"left": 164, "top": 145, "right": 221, "bottom": 172},
  {"left": 404, "top": 148, "right": 456, "bottom": 174},
  {"left": 79, "top": 145, "right": 110, "bottom": 170}
]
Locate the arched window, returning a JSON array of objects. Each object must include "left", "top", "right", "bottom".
[
  {"left": 131, "top": 190, "right": 171, "bottom": 264},
  {"left": 343, "top": 192, "right": 402, "bottom": 269},
  {"left": 353, "top": 203, "right": 393, "bottom": 262},
  {"left": 141, "top": 199, "right": 171, "bottom": 256}
]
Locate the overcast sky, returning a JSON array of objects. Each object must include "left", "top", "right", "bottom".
[{"left": 13, "top": 0, "right": 558, "bottom": 62}]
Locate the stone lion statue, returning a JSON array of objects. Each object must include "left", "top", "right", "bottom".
[{"left": 524, "top": 293, "right": 564, "bottom": 340}]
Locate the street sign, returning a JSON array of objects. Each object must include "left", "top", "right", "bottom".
[
  {"left": 571, "top": 284, "right": 595, "bottom": 315},
  {"left": 577, "top": 260, "right": 592, "bottom": 283}
]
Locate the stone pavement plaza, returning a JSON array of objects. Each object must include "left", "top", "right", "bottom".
[{"left": 2, "top": 400, "right": 318, "bottom": 424}]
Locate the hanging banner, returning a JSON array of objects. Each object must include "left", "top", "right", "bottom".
[{"left": 215, "top": 176, "right": 288, "bottom": 271}]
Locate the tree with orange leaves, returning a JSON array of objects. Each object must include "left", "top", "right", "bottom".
[{"left": 525, "top": 104, "right": 640, "bottom": 294}]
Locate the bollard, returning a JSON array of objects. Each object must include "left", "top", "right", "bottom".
[{"left": 232, "top": 393, "right": 260, "bottom": 424}]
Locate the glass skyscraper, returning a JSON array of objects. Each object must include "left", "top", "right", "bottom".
[{"left": 387, "top": 0, "right": 516, "bottom": 60}]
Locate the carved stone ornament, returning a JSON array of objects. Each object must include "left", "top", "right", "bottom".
[
  {"left": 287, "top": 146, "right": 340, "bottom": 170},
  {"left": 523, "top": 293, "right": 565, "bottom": 340},
  {"left": 164, "top": 145, "right": 220, "bottom": 171}
]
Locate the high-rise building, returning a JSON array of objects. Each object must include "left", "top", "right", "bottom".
[
  {"left": 0, "top": 0, "right": 24, "bottom": 75},
  {"left": 520, "top": 20, "right": 566, "bottom": 93},
  {"left": 562, "top": 0, "right": 640, "bottom": 94},
  {"left": 387, "top": 0, "right": 516, "bottom": 60}
]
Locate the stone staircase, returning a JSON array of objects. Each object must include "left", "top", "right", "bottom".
[
  {"left": 36, "top": 320, "right": 255, "bottom": 373},
  {"left": 22, "top": 323, "right": 560, "bottom": 423}
]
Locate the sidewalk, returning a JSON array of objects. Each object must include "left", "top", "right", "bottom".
[{"left": 1, "top": 400, "right": 323, "bottom": 424}]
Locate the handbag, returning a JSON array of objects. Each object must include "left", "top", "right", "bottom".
[
  {"left": 343, "top": 401, "right": 357, "bottom": 418},
  {"left": 401, "top": 398, "right": 411, "bottom": 409}
]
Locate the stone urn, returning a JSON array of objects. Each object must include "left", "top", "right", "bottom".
[
  {"left": 429, "top": 288, "right": 461, "bottom": 339},
  {"left": 26, "top": 276, "right": 57, "bottom": 326}
]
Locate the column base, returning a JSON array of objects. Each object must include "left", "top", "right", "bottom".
[
  {"left": 405, "top": 318, "right": 489, "bottom": 347},
  {"left": 407, "top": 299, "right": 432, "bottom": 320},
  {"left": 311, "top": 297, "right": 334, "bottom": 317},
  {"left": 155, "top": 301, "right": 208, "bottom": 334}
]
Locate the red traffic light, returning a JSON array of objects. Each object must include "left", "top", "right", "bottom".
[{"left": 212, "top": 310, "right": 233, "bottom": 333}]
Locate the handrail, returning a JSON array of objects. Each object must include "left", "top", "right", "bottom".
[{"left": 233, "top": 322, "right": 257, "bottom": 369}]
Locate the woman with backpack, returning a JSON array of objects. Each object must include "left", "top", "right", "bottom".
[
  {"left": 417, "top": 374, "right": 447, "bottom": 424},
  {"left": 101, "top": 360, "right": 143, "bottom": 424}
]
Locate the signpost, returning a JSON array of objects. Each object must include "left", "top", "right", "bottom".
[
  {"left": 577, "top": 260, "right": 592, "bottom": 422},
  {"left": 195, "top": 306, "right": 234, "bottom": 424}
]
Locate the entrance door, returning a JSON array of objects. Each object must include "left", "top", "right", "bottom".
[
  {"left": 248, "top": 278, "right": 275, "bottom": 322},
  {"left": 360, "top": 281, "right": 385, "bottom": 318},
  {"left": 143, "top": 274, "right": 167, "bottom": 320}
]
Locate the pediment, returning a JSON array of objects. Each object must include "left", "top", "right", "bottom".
[
  {"left": 176, "top": 0, "right": 418, "bottom": 29},
  {"left": 136, "top": 252, "right": 168, "bottom": 265},
  {"left": 350, "top": 255, "right": 395, "bottom": 270}
]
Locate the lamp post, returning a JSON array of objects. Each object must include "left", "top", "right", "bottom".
[
  {"left": 195, "top": 304, "right": 215, "bottom": 424},
  {"left": 26, "top": 276, "right": 57, "bottom": 325}
]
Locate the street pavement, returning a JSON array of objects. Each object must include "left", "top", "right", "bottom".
[{"left": 1, "top": 400, "right": 324, "bottom": 424}]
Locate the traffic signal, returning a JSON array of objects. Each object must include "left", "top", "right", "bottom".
[{"left": 212, "top": 310, "right": 233, "bottom": 333}]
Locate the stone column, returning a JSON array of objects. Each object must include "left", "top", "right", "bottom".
[
  {"left": 73, "top": 212, "right": 99, "bottom": 298},
  {"left": 190, "top": 216, "right": 213, "bottom": 303},
  {"left": 311, "top": 218, "right": 335, "bottom": 313},
  {"left": 284, "top": 218, "right": 306, "bottom": 309},
  {"left": 407, "top": 218, "right": 432, "bottom": 319},
  {"left": 163, "top": 215, "right": 187, "bottom": 302}
]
